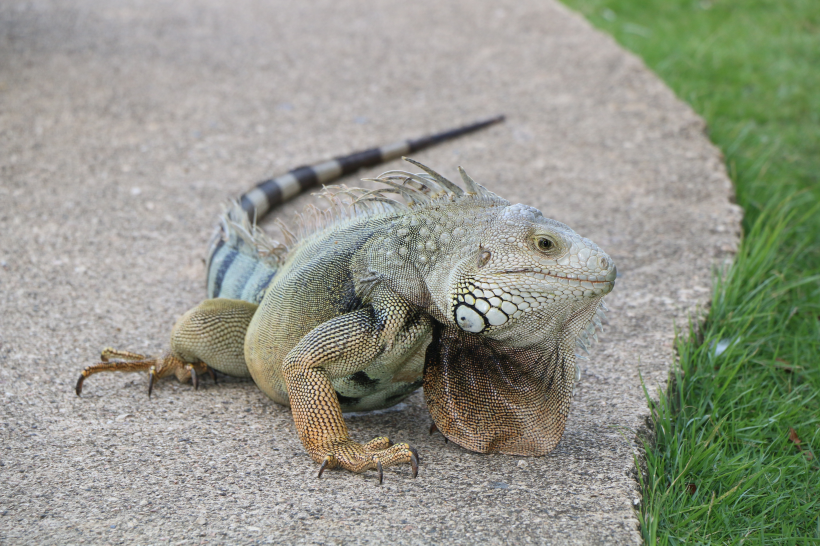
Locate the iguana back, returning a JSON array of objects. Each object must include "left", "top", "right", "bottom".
[{"left": 206, "top": 116, "right": 504, "bottom": 304}]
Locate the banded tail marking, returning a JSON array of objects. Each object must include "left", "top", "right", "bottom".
[{"left": 240, "top": 115, "right": 505, "bottom": 220}]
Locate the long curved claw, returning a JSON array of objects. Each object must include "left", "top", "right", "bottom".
[
  {"left": 148, "top": 365, "right": 158, "bottom": 397},
  {"left": 317, "top": 456, "right": 331, "bottom": 479},
  {"left": 187, "top": 365, "right": 199, "bottom": 391},
  {"left": 75, "top": 374, "right": 86, "bottom": 396},
  {"left": 207, "top": 367, "right": 217, "bottom": 385},
  {"left": 376, "top": 459, "right": 384, "bottom": 485}
]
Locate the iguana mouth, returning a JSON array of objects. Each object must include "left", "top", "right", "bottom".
[{"left": 497, "top": 269, "right": 614, "bottom": 285}]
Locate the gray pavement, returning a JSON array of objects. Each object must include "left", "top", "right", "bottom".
[{"left": 0, "top": 1, "right": 741, "bottom": 544}]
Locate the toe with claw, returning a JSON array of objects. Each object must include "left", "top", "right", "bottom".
[{"left": 75, "top": 348, "right": 210, "bottom": 397}]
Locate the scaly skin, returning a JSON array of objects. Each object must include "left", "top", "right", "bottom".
[{"left": 77, "top": 160, "right": 615, "bottom": 483}]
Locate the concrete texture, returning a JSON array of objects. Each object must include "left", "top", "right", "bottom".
[{"left": 0, "top": 0, "right": 742, "bottom": 544}]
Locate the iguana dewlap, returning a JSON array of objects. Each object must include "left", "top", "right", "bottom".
[{"left": 76, "top": 118, "right": 616, "bottom": 482}]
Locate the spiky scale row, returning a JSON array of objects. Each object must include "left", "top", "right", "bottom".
[{"left": 217, "top": 162, "right": 501, "bottom": 269}]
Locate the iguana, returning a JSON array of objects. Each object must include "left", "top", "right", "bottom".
[{"left": 75, "top": 116, "right": 616, "bottom": 483}]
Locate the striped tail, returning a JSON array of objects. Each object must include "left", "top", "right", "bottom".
[
  {"left": 206, "top": 205, "right": 286, "bottom": 302},
  {"left": 208, "top": 115, "right": 505, "bottom": 303},
  {"left": 239, "top": 115, "right": 505, "bottom": 222}
]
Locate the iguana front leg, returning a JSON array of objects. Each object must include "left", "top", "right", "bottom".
[{"left": 280, "top": 293, "right": 426, "bottom": 483}]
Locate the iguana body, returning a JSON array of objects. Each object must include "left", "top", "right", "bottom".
[{"left": 77, "top": 118, "right": 616, "bottom": 482}]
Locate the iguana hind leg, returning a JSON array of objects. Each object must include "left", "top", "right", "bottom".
[
  {"left": 76, "top": 298, "right": 256, "bottom": 396},
  {"left": 75, "top": 351, "right": 209, "bottom": 396}
]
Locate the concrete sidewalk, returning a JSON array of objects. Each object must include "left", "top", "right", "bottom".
[{"left": 0, "top": 1, "right": 741, "bottom": 543}]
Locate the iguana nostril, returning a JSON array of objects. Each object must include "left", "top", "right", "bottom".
[{"left": 606, "top": 265, "right": 617, "bottom": 282}]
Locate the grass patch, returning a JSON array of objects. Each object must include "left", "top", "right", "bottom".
[
  {"left": 559, "top": 0, "right": 820, "bottom": 541},
  {"left": 640, "top": 205, "right": 820, "bottom": 542}
]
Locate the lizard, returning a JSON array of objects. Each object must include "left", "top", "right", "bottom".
[{"left": 75, "top": 116, "right": 616, "bottom": 483}]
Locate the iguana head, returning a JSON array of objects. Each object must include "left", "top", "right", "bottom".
[
  {"left": 359, "top": 160, "right": 617, "bottom": 456},
  {"left": 446, "top": 202, "right": 616, "bottom": 346},
  {"left": 420, "top": 194, "right": 617, "bottom": 456}
]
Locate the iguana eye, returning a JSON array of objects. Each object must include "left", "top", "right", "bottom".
[{"left": 536, "top": 237, "right": 555, "bottom": 251}]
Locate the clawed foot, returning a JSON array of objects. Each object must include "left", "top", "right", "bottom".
[
  {"left": 75, "top": 348, "right": 215, "bottom": 397},
  {"left": 315, "top": 437, "right": 419, "bottom": 485}
]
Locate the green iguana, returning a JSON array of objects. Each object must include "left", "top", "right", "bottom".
[{"left": 75, "top": 116, "right": 616, "bottom": 483}]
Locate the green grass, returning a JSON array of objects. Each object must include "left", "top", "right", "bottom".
[{"left": 558, "top": 0, "right": 820, "bottom": 542}]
